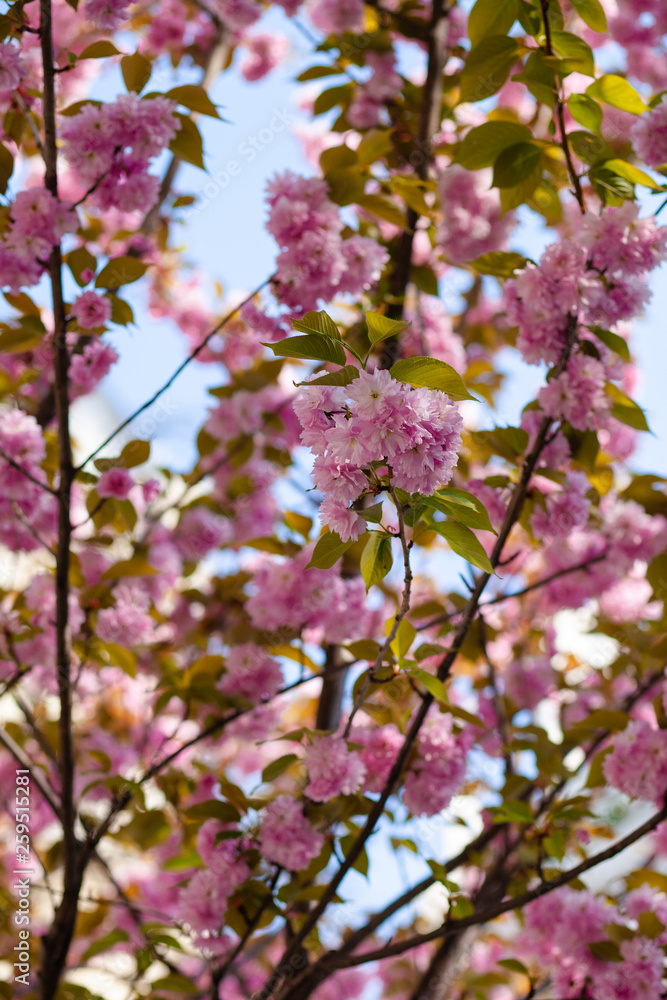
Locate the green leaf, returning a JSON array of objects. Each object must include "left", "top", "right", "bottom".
[
  {"left": 95, "top": 256, "right": 147, "bottom": 289},
  {"left": 605, "top": 382, "right": 650, "bottom": 432},
  {"left": 433, "top": 521, "right": 494, "bottom": 574},
  {"left": 356, "top": 128, "right": 394, "bottom": 166},
  {"left": 468, "top": 250, "right": 530, "bottom": 276},
  {"left": 573, "top": 709, "right": 630, "bottom": 731},
  {"left": 468, "top": 0, "right": 518, "bottom": 45},
  {"left": 0, "top": 142, "right": 13, "bottom": 195},
  {"left": 588, "top": 326, "right": 630, "bottom": 361},
  {"left": 81, "top": 929, "right": 129, "bottom": 962},
  {"left": 101, "top": 643, "right": 136, "bottom": 677},
  {"left": 109, "top": 295, "right": 134, "bottom": 326},
  {"left": 184, "top": 800, "right": 241, "bottom": 823},
  {"left": 604, "top": 158, "right": 663, "bottom": 191},
  {"left": 588, "top": 941, "right": 622, "bottom": 963},
  {"left": 385, "top": 616, "right": 416, "bottom": 659},
  {"left": 494, "top": 799, "right": 533, "bottom": 824},
  {"left": 389, "top": 356, "right": 476, "bottom": 401},
  {"left": 492, "top": 142, "right": 543, "bottom": 188},
  {"left": 550, "top": 31, "right": 595, "bottom": 76},
  {"left": 456, "top": 121, "right": 532, "bottom": 169},
  {"left": 568, "top": 94, "right": 602, "bottom": 132},
  {"left": 79, "top": 41, "right": 121, "bottom": 58},
  {"left": 262, "top": 754, "right": 300, "bottom": 783},
  {"left": 570, "top": 0, "right": 608, "bottom": 32},
  {"left": 472, "top": 425, "right": 529, "bottom": 462},
  {"left": 169, "top": 113, "right": 205, "bottom": 169},
  {"left": 120, "top": 52, "right": 151, "bottom": 93},
  {"left": 590, "top": 165, "right": 635, "bottom": 204},
  {"left": 569, "top": 130, "right": 612, "bottom": 165},
  {"left": 360, "top": 502, "right": 384, "bottom": 523},
  {"left": 102, "top": 557, "right": 157, "bottom": 581},
  {"left": 291, "top": 310, "right": 340, "bottom": 339},
  {"left": 366, "top": 312, "right": 410, "bottom": 345},
  {"left": 265, "top": 334, "right": 347, "bottom": 366},
  {"left": 325, "top": 165, "right": 367, "bottom": 206},
  {"left": 306, "top": 531, "right": 356, "bottom": 569},
  {"left": 498, "top": 959, "right": 529, "bottom": 974},
  {"left": 459, "top": 35, "right": 521, "bottom": 103},
  {"left": 67, "top": 246, "right": 96, "bottom": 287},
  {"left": 300, "top": 365, "right": 360, "bottom": 387},
  {"left": 586, "top": 75, "right": 648, "bottom": 114},
  {"left": 166, "top": 84, "right": 220, "bottom": 118},
  {"left": 360, "top": 532, "right": 393, "bottom": 591},
  {"left": 120, "top": 439, "right": 150, "bottom": 468},
  {"left": 432, "top": 486, "right": 496, "bottom": 533},
  {"left": 357, "top": 193, "right": 408, "bottom": 229},
  {"left": 297, "top": 65, "right": 342, "bottom": 82},
  {"left": 405, "top": 665, "right": 449, "bottom": 703}
]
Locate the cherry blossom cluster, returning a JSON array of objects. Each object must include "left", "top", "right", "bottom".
[
  {"left": 438, "top": 165, "right": 515, "bottom": 265},
  {"left": 266, "top": 171, "right": 388, "bottom": 310},
  {"left": 519, "top": 885, "right": 667, "bottom": 999},
  {"left": 0, "top": 189, "right": 76, "bottom": 293},
  {"left": 0, "top": 410, "right": 57, "bottom": 552},
  {"left": 294, "top": 368, "right": 464, "bottom": 541},
  {"left": 603, "top": 716, "right": 667, "bottom": 804},
  {"left": 246, "top": 547, "right": 371, "bottom": 642},
  {"left": 60, "top": 94, "right": 181, "bottom": 213}
]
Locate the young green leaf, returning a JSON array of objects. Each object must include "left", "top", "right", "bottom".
[
  {"left": 366, "top": 312, "right": 411, "bottom": 345},
  {"left": 265, "top": 334, "right": 347, "bottom": 366},
  {"left": 468, "top": 0, "right": 518, "bottom": 46},
  {"left": 568, "top": 93, "right": 603, "bottom": 132},
  {"left": 433, "top": 521, "right": 494, "bottom": 574},
  {"left": 300, "top": 365, "right": 360, "bottom": 387},
  {"left": 456, "top": 121, "right": 532, "bottom": 170},
  {"left": 95, "top": 256, "right": 147, "bottom": 289},
  {"left": 492, "top": 142, "right": 543, "bottom": 189},
  {"left": 586, "top": 75, "right": 648, "bottom": 114},
  {"left": 307, "top": 530, "right": 357, "bottom": 569},
  {"left": 291, "top": 310, "right": 341, "bottom": 339},
  {"left": 468, "top": 250, "right": 530, "bottom": 276},
  {"left": 605, "top": 382, "right": 651, "bottom": 432},
  {"left": 588, "top": 326, "right": 630, "bottom": 361},
  {"left": 459, "top": 35, "right": 520, "bottom": 103},
  {"left": 569, "top": 0, "right": 608, "bottom": 33},
  {"left": 389, "top": 357, "right": 476, "bottom": 401},
  {"left": 360, "top": 532, "right": 393, "bottom": 591},
  {"left": 261, "top": 754, "right": 300, "bottom": 784},
  {"left": 385, "top": 616, "right": 416, "bottom": 659}
]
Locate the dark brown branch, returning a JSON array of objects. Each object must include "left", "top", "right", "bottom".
[
  {"left": 37, "top": 3, "right": 83, "bottom": 995},
  {"left": 327, "top": 800, "right": 667, "bottom": 969},
  {"left": 417, "top": 552, "right": 607, "bottom": 632},
  {"left": 0, "top": 445, "right": 57, "bottom": 495}
]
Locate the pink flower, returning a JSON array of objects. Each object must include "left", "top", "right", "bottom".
[
  {"left": 97, "top": 467, "right": 135, "bottom": 499},
  {"left": 304, "top": 736, "right": 366, "bottom": 801},
  {"left": 71, "top": 291, "right": 112, "bottom": 330},
  {"left": 218, "top": 643, "right": 283, "bottom": 702},
  {"left": 258, "top": 796, "right": 324, "bottom": 870},
  {"left": 631, "top": 95, "right": 667, "bottom": 167},
  {"left": 317, "top": 500, "right": 365, "bottom": 542},
  {"left": 309, "top": 0, "right": 365, "bottom": 34},
  {"left": 403, "top": 713, "right": 472, "bottom": 816},
  {"left": 96, "top": 584, "right": 156, "bottom": 645},
  {"left": 438, "top": 165, "right": 515, "bottom": 266},
  {"left": 69, "top": 341, "right": 119, "bottom": 398},
  {"left": 603, "top": 718, "right": 667, "bottom": 804},
  {"left": 83, "top": 0, "right": 130, "bottom": 29},
  {"left": 142, "top": 479, "right": 160, "bottom": 503},
  {"left": 240, "top": 33, "right": 288, "bottom": 82},
  {"left": 0, "top": 42, "right": 25, "bottom": 91}
]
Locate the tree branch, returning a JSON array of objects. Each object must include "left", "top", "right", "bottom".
[{"left": 327, "top": 800, "right": 667, "bottom": 969}]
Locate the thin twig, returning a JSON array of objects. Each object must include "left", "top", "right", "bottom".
[{"left": 76, "top": 278, "right": 271, "bottom": 471}]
